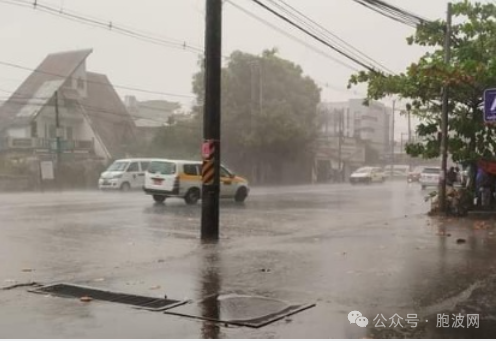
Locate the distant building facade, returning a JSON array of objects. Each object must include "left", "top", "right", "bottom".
[
  {"left": 0, "top": 49, "right": 137, "bottom": 162},
  {"left": 313, "top": 99, "right": 392, "bottom": 182}
]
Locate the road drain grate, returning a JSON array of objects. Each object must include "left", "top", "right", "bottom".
[
  {"left": 29, "top": 283, "right": 188, "bottom": 311},
  {"left": 164, "top": 293, "right": 316, "bottom": 328}
]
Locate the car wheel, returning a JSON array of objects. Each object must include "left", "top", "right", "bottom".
[
  {"left": 184, "top": 188, "right": 200, "bottom": 205},
  {"left": 120, "top": 182, "right": 131, "bottom": 192},
  {"left": 153, "top": 195, "right": 166, "bottom": 203},
  {"left": 234, "top": 187, "right": 248, "bottom": 203}
]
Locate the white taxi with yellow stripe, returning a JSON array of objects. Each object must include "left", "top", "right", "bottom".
[{"left": 143, "top": 159, "right": 250, "bottom": 204}]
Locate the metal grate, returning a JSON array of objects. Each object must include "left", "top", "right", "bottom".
[
  {"left": 164, "top": 293, "right": 316, "bottom": 328},
  {"left": 29, "top": 283, "right": 187, "bottom": 311}
]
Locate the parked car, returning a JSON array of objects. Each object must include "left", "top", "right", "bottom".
[
  {"left": 98, "top": 158, "right": 156, "bottom": 191},
  {"left": 407, "top": 166, "right": 425, "bottom": 183},
  {"left": 349, "top": 167, "right": 386, "bottom": 184},
  {"left": 143, "top": 159, "right": 250, "bottom": 204},
  {"left": 385, "top": 165, "right": 410, "bottom": 179},
  {"left": 419, "top": 167, "right": 441, "bottom": 189},
  {"left": 384, "top": 169, "right": 408, "bottom": 179}
]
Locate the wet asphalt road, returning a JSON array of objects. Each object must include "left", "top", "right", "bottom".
[{"left": 1, "top": 181, "right": 496, "bottom": 338}]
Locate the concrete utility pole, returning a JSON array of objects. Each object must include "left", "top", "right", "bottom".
[
  {"left": 407, "top": 108, "right": 412, "bottom": 170},
  {"left": 249, "top": 60, "right": 262, "bottom": 183},
  {"left": 337, "top": 109, "right": 344, "bottom": 182},
  {"left": 54, "top": 91, "right": 62, "bottom": 182},
  {"left": 407, "top": 109, "right": 412, "bottom": 143},
  {"left": 201, "top": 0, "right": 222, "bottom": 240},
  {"left": 390, "top": 100, "right": 395, "bottom": 176},
  {"left": 439, "top": 2, "right": 452, "bottom": 214}
]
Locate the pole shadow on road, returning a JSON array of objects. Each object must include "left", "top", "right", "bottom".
[{"left": 143, "top": 202, "right": 247, "bottom": 216}]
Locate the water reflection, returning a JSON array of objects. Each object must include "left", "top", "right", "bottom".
[{"left": 199, "top": 241, "right": 222, "bottom": 339}]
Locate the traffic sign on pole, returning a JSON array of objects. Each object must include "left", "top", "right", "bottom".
[{"left": 483, "top": 88, "right": 496, "bottom": 123}]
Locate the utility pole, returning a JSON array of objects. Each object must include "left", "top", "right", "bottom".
[
  {"left": 407, "top": 108, "right": 412, "bottom": 170},
  {"left": 54, "top": 91, "right": 61, "bottom": 184},
  {"left": 390, "top": 100, "right": 395, "bottom": 176},
  {"left": 407, "top": 109, "right": 412, "bottom": 143},
  {"left": 337, "top": 109, "right": 343, "bottom": 182},
  {"left": 439, "top": 2, "right": 452, "bottom": 214},
  {"left": 201, "top": 0, "right": 222, "bottom": 241},
  {"left": 250, "top": 61, "right": 257, "bottom": 133}
]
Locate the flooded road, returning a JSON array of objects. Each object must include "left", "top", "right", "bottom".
[{"left": 0, "top": 182, "right": 495, "bottom": 338}]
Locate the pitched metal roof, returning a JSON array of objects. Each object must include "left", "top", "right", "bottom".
[
  {"left": 80, "top": 72, "right": 137, "bottom": 159},
  {"left": 0, "top": 49, "right": 93, "bottom": 132}
]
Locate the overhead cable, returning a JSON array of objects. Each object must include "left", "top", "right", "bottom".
[{"left": 250, "top": 0, "right": 385, "bottom": 74}]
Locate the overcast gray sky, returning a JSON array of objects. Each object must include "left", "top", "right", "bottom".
[{"left": 0, "top": 0, "right": 487, "bottom": 138}]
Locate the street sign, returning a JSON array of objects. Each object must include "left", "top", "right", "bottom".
[
  {"left": 40, "top": 161, "right": 54, "bottom": 180},
  {"left": 202, "top": 140, "right": 214, "bottom": 159},
  {"left": 483, "top": 88, "right": 496, "bottom": 123}
]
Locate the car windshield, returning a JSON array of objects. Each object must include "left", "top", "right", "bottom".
[
  {"left": 148, "top": 161, "right": 176, "bottom": 175},
  {"left": 106, "top": 161, "right": 128, "bottom": 172},
  {"left": 422, "top": 168, "right": 440, "bottom": 174},
  {"left": 222, "top": 165, "right": 235, "bottom": 177}
]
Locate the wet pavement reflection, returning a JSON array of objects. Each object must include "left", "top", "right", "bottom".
[
  {"left": 1, "top": 183, "right": 496, "bottom": 337},
  {"left": 200, "top": 242, "right": 222, "bottom": 339}
]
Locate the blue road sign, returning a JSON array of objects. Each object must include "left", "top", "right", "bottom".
[{"left": 484, "top": 88, "right": 496, "bottom": 123}]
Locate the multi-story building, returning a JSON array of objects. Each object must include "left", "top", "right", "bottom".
[{"left": 319, "top": 99, "right": 391, "bottom": 158}]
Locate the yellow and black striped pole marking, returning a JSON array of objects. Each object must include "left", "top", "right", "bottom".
[
  {"left": 202, "top": 159, "right": 215, "bottom": 185},
  {"left": 202, "top": 139, "right": 216, "bottom": 185}
]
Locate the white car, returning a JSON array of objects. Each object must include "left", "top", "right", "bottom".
[
  {"left": 349, "top": 167, "right": 386, "bottom": 184},
  {"left": 419, "top": 167, "right": 441, "bottom": 189},
  {"left": 98, "top": 158, "right": 156, "bottom": 191},
  {"left": 143, "top": 159, "right": 250, "bottom": 204}
]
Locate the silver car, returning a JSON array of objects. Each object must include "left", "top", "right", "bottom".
[{"left": 419, "top": 167, "right": 441, "bottom": 189}]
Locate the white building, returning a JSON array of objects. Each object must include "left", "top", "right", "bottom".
[{"left": 319, "top": 99, "right": 391, "bottom": 156}]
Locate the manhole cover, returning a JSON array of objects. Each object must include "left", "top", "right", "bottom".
[
  {"left": 164, "top": 293, "right": 315, "bottom": 328},
  {"left": 29, "top": 283, "right": 188, "bottom": 311}
]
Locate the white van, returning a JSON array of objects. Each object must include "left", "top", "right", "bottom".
[
  {"left": 98, "top": 158, "right": 156, "bottom": 191},
  {"left": 143, "top": 159, "right": 250, "bottom": 204}
]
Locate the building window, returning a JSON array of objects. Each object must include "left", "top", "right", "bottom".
[
  {"left": 49, "top": 125, "right": 56, "bottom": 139},
  {"left": 30, "top": 121, "right": 38, "bottom": 138},
  {"left": 66, "top": 126, "right": 73, "bottom": 140},
  {"left": 77, "top": 77, "right": 85, "bottom": 90}
]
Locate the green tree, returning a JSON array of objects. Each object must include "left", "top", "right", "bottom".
[
  {"left": 150, "top": 119, "right": 202, "bottom": 160},
  {"left": 348, "top": 0, "right": 496, "bottom": 162},
  {"left": 192, "top": 49, "right": 321, "bottom": 183}
]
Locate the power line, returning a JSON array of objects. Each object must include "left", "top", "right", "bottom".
[
  {"left": 0, "top": 0, "right": 204, "bottom": 55},
  {"left": 226, "top": 0, "right": 359, "bottom": 72},
  {"left": 267, "top": 0, "right": 394, "bottom": 74},
  {"left": 227, "top": 1, "right": 376, "bottom": 96},
  {"left": 352, "top": 0, "right": 431, "bottom": 28},
  {"left": 249, "top": 0, "right": 384, "bottom": 74},
  {"left": 0, "top": 60, "right": 196, "bottom": 100}
]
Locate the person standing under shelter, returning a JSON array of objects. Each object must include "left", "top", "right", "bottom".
[{"left": 446, "top": 166, "right": 457, "bottom": 187}]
